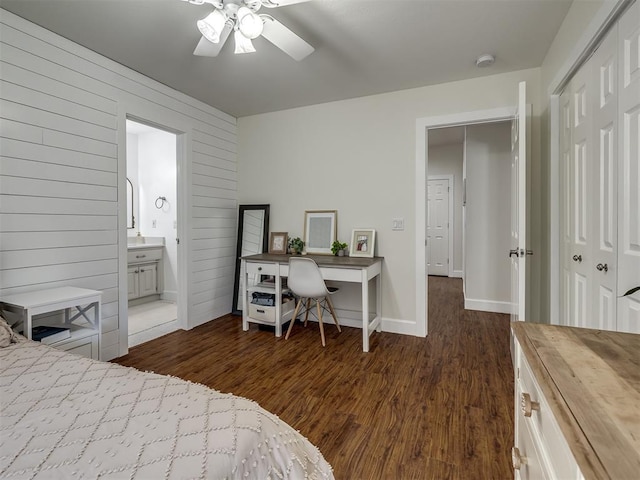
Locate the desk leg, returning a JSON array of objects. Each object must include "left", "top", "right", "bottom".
[
  {"left": 275, "top": 268, "right": 282, "bottom": 337},
  {"left": 376, "top": 272, "right": 382, "bottom": 333},
  {"left": 362, "top": 271, "right": 369, "bottom": 352},
  {"left": 241, "top": 260, "right": 249, "bottom": 331}
]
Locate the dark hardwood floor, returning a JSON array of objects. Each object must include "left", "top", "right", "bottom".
[{"left": 114, "top": 276, "right": 514, "bottom": 479}]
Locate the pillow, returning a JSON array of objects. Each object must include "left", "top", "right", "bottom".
[{"left": 0, "top": 315, "right": 22, "bottom": 347}]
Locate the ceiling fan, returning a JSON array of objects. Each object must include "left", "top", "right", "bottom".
[{"left": 182, "top": 0, "right": 314, "bottom": 61}]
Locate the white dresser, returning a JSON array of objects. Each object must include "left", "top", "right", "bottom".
[{"left": 511, "top": 322, "right": 640, "bottom": 479}]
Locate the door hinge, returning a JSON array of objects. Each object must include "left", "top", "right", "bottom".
[{"left": 447, "top": 258, "right": 450, "bottom": 264}]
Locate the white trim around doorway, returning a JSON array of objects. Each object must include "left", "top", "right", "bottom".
[
  {"left": 118, "top": 109, "right": 192, "bottom": 358},
  {"left": 415, "top": 107, "right": 515, "bottom": 338}
]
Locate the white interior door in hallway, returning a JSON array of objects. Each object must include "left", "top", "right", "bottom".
[
  {"left": 510, "top": 81, "right": 529, "bottom": 322},
  {"left": 427, "top": 177, "right": 450, "bottom": 276}
]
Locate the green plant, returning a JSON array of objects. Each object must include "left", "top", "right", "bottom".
[
  {"left": 288, "top": 237, "right": 304, "bottom": 254},
  {"left": 331, "top": 240, "right": 348, "bottom": 255}
]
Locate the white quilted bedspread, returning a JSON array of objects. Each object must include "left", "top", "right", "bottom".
[{"left": 0, "top": 341, "right": 334, "bottom": 480}]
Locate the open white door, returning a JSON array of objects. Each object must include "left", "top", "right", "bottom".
[{"left": 510, "top": 81, "right": 528, "bottom": 322}]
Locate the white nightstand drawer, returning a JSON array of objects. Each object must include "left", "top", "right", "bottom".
[
  {"left": 518, "top": 353, "right": 578, "bottom": 480},
  {"left": 514, "top": 414, "right": 550, "bottom": 480},
  {"left": 55, "top": 334, "right": 99, "bottom": 359}
]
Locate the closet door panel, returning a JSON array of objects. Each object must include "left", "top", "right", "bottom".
[
  {"left": 618, "top": 1, "right": 640, "bottom": 333},
  {"left": 570, "top": 63, "right": 594, "bottom": 328},
  {"left": 592, "top": 25, "right": 618, "bottom": 331},
  {"left": 560, "top": 89, "right": 573, "bottom": 325}
]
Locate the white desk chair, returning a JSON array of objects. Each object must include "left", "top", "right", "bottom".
[{"left": 285, "top": 257, "right": 341, "bottom": 346}]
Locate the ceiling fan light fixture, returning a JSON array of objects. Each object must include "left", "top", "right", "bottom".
[
  {"left": 237, "top": 6, "right": 264, "bottom": 39},
  {"left": 234, "top": 29, "right": 256, "bottom": 54},
  {"left": 197, "top": 9, "right": 227, "bottom": 43}
]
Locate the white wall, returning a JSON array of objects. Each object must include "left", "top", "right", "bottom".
[
  {"left": 238, "top": 67, "right": 542, "bottom": 334},
  {"left": 0, "top": 9, "right": 237, "bottom": 359},
  {"left": 427, "top": 143, "right": 463, "bottom": 275},
  {"left": 464, "top": 122, "right": 512, "bottom": 313}
]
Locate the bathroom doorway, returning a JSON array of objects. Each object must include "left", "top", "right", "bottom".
[{"left": 125, "top": 119, "right": 179, "bottom": 346}]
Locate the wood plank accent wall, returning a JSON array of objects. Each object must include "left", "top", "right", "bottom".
[{"left": 0, "top": 9, "right": 238, "bottom": 360}]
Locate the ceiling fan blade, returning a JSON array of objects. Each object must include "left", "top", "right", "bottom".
[
  {"left": 261, "top": 0, "right": 311, "bottom": 7},
  {"left": 261, "top": 17, "right": 314, "bottom": 61},
  {"left": 193, "top": 23, "right": 232, "bottom": 56}
]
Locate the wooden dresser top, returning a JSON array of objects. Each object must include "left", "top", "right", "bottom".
[{"left": 512, "top": 322, "right": 640, "bottom": 479}]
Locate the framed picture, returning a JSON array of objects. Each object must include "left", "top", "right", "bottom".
[
  {"left": 350, "top": 229, "right": 376, "bottom": 258},
  {"left": 268, "top": 232, "right": 288, "bottom": 254},
  {"left": 304, "top": 210, "right": 337, "bottom": 255}
]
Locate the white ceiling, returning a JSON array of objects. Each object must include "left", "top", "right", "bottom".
[{"left": 1, "top": 0, "right": 573, "bottom": 118}]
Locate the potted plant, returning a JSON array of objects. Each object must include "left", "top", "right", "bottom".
[
  {"left": 288, "top": 237, "right": 304, "bottom": 255},
  {"left": 331, "top": 240, "right": 348, "bottom": 256}
]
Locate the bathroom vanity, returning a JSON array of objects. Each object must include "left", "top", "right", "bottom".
[{"left": 127, "top": 238, "right": 164, "bottom": 304}]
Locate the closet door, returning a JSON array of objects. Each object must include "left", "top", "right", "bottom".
[
  {"left": 617, "top": 0, "right": 640, "bottom": 334},
  {"left": 568, "top": 59, "right": 593, "bottom": 329},
  {"left": 591, "top": 25, "right": 618, "bottom": 331},
  {"left": 560, "top": 87, "right": 573, "bottom": 325}
]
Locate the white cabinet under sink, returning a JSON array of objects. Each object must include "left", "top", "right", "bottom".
[{"left": 127, "top": 245, "right": 163, "bottom": 303}]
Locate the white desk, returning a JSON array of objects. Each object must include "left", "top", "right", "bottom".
[
  {"left": 241, "top": 254, "right": 383, "bottom": 352},
  {"left": 0, "top": 287, "right": 101, "bottom": 359}
]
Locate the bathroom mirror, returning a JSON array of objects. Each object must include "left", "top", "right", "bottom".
[
  {"left": 126, "top": 177, "right": 135, "bottom": 229},
  {"left": 303, "top": 210, "right": 337, "bottom": 255},
  {"left": 232, "top": 204, "right": 270, "bottom": 315}
]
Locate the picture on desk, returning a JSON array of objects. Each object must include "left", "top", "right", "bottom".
[
  {"left": 350, "top": 229, "right": 376, "bottom": 258},
  {"left": 304, "top": 210, "right": 337, "bottom": 255},
  {"left": 269, "top": 232, "right": 288, "bottom": 254}
]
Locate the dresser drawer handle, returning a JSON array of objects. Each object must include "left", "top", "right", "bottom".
[
  {"left": 258, "top": 267, "right": 262, "bottom": 271},
  {"left": 136, "top": 254, "right": 146, "bottom": 259},
  {"left": 512, "top": 447, "right": 527, "bottom": 470},
  {"left": 521, "top": 392, "right": 540, "bottom": 417}
]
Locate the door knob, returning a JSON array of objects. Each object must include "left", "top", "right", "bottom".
[
  {"left": 596, "top": 263, "right": 608, "bottom": 272},
  {"left": 572, "top": 254, "right": 582, "bottom": 262},
  {"left": 509, "top": 249, "right": 519, "bottom": 258}
]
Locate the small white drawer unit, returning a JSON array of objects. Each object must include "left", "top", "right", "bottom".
[
  {"left": 0, "top": 287, "right": 101, "bottom": 360},
  {"left": 511, "top": 322, "right": 640, "bottom": 480}
]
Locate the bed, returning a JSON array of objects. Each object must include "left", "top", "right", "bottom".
[{"left": 0, "top": 336, "right": 334, "bottom": 479}]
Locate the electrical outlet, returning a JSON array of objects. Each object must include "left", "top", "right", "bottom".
[
  {"left": 392, "top": 218, "right": 405, "bottom": 231},
  {"left": 152, "top": 219, "right": 157, "bottom": 228}
]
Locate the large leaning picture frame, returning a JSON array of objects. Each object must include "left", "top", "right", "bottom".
[{"left": 303, "top": 210, "right": 337, "bottom": 255}]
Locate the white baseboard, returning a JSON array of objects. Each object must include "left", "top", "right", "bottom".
[
  {"left": 128, "top": 319, "right": 179, "bottom": 347},
  {"left": 464, "top": 298, "right": 514, "bottom": 314},
  {"left": 451, "top": 270, "right": 463, "bottom": 278},
  {"left": 303, "top": 307, "right": 419, "bottom": 337},
  {"left": 161, "top": 291, "right": 177, "bottom": 303}
]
